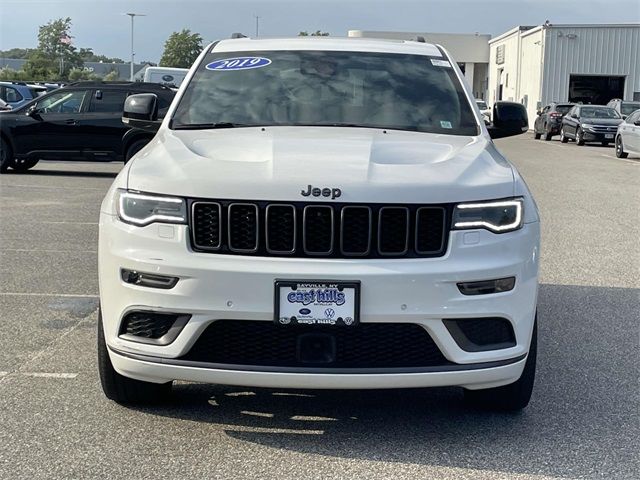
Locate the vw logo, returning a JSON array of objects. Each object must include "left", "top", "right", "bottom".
[{"left": 324, "top": 308, "right": 335, "bottom": 319}]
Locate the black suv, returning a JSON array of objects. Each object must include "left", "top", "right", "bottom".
[
  {"left": 560, "top": 105, "right": 622, "bottom": 146},
  {"left": 533, "top": 102, "right": 574, "bottom": 141},
  {"left": 0, "top": 81, "right": 175, "bottom": 173}
]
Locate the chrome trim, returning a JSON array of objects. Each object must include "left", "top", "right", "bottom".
[
  {"left": 415, "top": 206, "right": 447, "bottom": 254},
  {"left": 377, "top": 206, "right": 409, "bottom": 256},
  {"left": 303, "top": 205, "right": 334, "bottom": 255},
  {"left": 191, "top": 201, "right": 222, "bottom": 250},
  {"left": 265, "top": 204, "right": 297, "bottom": 254},
  {"left": 227, "top": 203, "right": 259, "bottom": 253},
  {"left": 340, "top": 206, "right": 372, "bottom": 256}
]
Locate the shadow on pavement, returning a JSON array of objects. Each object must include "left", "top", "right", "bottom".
[
  {"left": 137, "top": 283, "right": 639, "bottom": 479},
  {"left": 7, "top": 169, "right": 119, "bottom": 179}
]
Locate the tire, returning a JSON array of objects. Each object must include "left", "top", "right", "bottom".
[
  {"left": 575, "top": 128, "right": 585, "bottom": 146},
  {"left": 98, "top": 307, "right": 172, "bottom": 405},
  {"left": 125, "top": 138, "right": 149, "bottom": 163},
  {"left": 464, "top": 319, "right": 537, "bottom": 412},
  {"left": 0, "top": 137, "right": 12, "bottom": 173},
  {"left": 560, "top": 129, "right": 569, "bottom": 143},
  {"left": 544, "top": 132, "right": 552, "bottom": 141},
  {"left": 534, "top": 132, "right": 541, "bottom": 140},
  {"left": 616, "top": 136, "right": 628, "bottom": 158},
  {"left": 11, "top": 158, "right": 39, "bottom": 172}
]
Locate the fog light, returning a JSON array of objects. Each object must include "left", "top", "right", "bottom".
[
  {"left": 457, "top": 277, "right": 515, "bottom": 295},
  {"left": 121, "top": 269, "right": 179, "bottom": 289}
]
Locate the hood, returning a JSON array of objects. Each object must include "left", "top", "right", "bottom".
[
  {"left": 580, "top": 118, "right": 623, "bottom": 126},
  {"left": 127, "top": 127, "right": 514, "bottom": 204}
]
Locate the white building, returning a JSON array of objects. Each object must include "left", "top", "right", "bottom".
[
  {"left": 348, "top": 30, "right": 491, "bottom": 99},
  {"left": 488, "top": 23, "right": 640, "bottom": 126}
]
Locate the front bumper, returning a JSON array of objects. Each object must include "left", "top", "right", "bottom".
[
  {"left": 582, "top": 130, "right": 617, "bottom": 142},
  {"left": 99, "top": 213, "right": 540, "bottom": 390}
]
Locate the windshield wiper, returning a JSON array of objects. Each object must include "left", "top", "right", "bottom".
[{"left": 172, "top": 122, "right": 254, "bottom": 130}]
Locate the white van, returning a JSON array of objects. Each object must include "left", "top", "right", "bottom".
[{"left": 142, "top": 67, "right": 189, "bottom": 88}]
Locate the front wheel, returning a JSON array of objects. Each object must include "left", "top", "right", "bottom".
[
  {"left": 616, "top": 136, "right": 628, "bottom": 158},
  {"left": 575, "top": 128, "right": 585, "bottom": 146},
  {"left": 11, "top": 158, "right": 39, "bottom": 172},
  {"left": 534, "top": 132, "right": 541, "bottom": 140},
  {"left": 98, "top": 307, "right": 172, "bottom": 405},
  {"left": 544, "top": 132, "right": 552, "bottom": 141},
  {"left": 560, "top": 129, "right": 569, "bottom": 143},
  {"left": 464, "top": 319, "right": 537, "bottom": 411},
  {"left": 0, "top": 137, "right": 12, "bottom": 173}
]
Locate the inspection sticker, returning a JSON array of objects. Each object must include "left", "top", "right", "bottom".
[
  {"left": 440, "top": 120, "right": 453, "bottom": 129},
  {"left": 205, "top": 56, "right": 272, "bottom": 71},
  {"left": 431, "top": 59, "right": 452, "bottom": 67}
]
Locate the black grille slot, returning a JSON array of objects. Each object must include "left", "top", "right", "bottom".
[
  {"left": 416, "top": 207, "right": 446, "bottom": 254},
  {"left": 120, "top": 312, "right": 178, "bottom": 339},
  {"left": 266, "top": 205, "right": 296, "bottom": 253},
  {"left": 443, "top": 317, "right": 516, "bottom": 352},
  {"left": 304, "top": 205, "right": 334, "bottom": 255},
  {"left": 189, "top": 199, "right": 451, "bottom": 259},
  {"left": 228, "top": 203, "right": 258, "bottom": 252},
  {"left": 181, "top": 321, "right": 452, "bottom": 369},
  {"left": 192, "top": 202, "right": 221, "bottom": 250},
  {"left": 378, "top": 207, "right": 409, "bottom": 255},
  {"left": 341, "top": 206, "right": 371, "bottom": 256}
]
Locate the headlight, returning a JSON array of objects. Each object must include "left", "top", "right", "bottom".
[
  {"left": 453, "top": 198, "right": 523, "bottom": 233},
  {"left": 580, "top": 123, "right": 592, "bottom": 129},
  {"left": 116, "top": 189, "right": 186, "bottom": 226}
]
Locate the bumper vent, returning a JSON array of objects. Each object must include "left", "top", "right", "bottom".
[
  {"left": 181, "top": 321, "right": 452, "bottom": 369},
  {"left": 119, "top": 311, "right": 190, "bottom": 345},
  {"left": 443, "top": 317, "right": 516, "bottom": 352},
  {"left": 190, "top": 199, "right": 450, "bottom": 259}
]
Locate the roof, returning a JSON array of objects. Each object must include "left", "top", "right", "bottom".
[
  {"left": 213, "top": 36, "right": 444, "bottom": 57},
  {"left": 490, "top": 23, "right": 640, "bottom": 44},
  {"left": 65, "top": 81, "right": 173, "bottom": 91}
]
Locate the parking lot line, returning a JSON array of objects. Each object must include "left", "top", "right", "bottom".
[
  {"left": 20, "top": 372, "right": 78, "bottom": 379},
  {"left": 0, "top": 183, "right": 105, "bottom": 191},
  {"left": 0, "top": 292, "right": 98, "bottom": 298},
  {"left": 1, "top": 248, "right": 97, "bottom": 253}
]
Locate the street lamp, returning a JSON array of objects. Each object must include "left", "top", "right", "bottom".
[{"left": 125, "top": 13, "right": 146, "bottom": 81}]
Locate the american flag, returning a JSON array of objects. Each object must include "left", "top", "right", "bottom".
[{"left": 59, "top": 34, "right": 73, "bottom": 45}]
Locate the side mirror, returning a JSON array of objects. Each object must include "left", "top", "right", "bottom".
[
  {"left": 122, "top": 93, "right": 160, "bottom": 132},
  {"left": 536, "top": 110, "right": 542, "bottom": 116},
  {"left": 634, "top": 120, "right": 640, "bottom": 126},
  {"left": 26, "top": 104, "right": 41, "bottom": 118},
  {"left": 571, "top": 113, "right": 579, "bottom": 119},
  {"left": 487, "top": 101, "right": 528, "bottom": 139}
]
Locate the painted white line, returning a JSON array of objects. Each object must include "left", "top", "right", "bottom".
[
  {"left": 0, "top": 184, "right": 104, "bottom": 191},
  {"left": 21, "top": 372, "right": 78, "bottom": 379},
  {"left": 39, "top": 221, "right": 99, "bottom": 225},
  {"left": 0, "top": 372, "right": 8, "bottom": 378},
  {"left": 0, "top": 292, "right": 98, "bottom": 298},
  {"left": 1, "top": 248, "right": 97, "bottom": 254}
]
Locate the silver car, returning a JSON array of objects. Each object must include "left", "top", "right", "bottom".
[{"left": 615, "top": 109, "right": 640, "bottom": 158}]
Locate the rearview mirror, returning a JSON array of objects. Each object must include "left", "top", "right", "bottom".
[
  {"left": 122, "top": 93, "right": 160, "bottom": 132},
  {"left": 487, "top": 101, "right": 528, "bottom": 139}
]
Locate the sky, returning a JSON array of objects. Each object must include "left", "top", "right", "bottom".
[{"left": 1, "top": 0, "right": 638, "bottom": 63}]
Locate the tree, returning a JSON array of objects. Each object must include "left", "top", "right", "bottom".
[
  {"left": 78, "top": 47, "right": 124, "bottom": 64},
  {"left": 159, "top": 29, "right": 203, "bottom": 68},
  {"left": 24, "top": 17, "right": 83, "bottom": 80},
  {"left": 298, "top": 30, "right": 330, "bottom": 37},
  {"left": 0, "top": 48, "right": 36, "bottom": 59}
]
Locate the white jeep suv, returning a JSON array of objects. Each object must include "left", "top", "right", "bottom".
[{"left": 98, "top": 37, "right": 539, "bottom": 411}]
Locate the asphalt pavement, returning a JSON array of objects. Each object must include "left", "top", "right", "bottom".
[{"left": 0, "top": 136, "right": 638, "bottom": 479}]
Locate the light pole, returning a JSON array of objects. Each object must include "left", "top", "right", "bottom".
[{"left": 125, "top": 13, "right": 146, "bottom": 81}]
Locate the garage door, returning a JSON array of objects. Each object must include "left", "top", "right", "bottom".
[{"left": 568, "top": 75, "right": 625, "bottom": 104}]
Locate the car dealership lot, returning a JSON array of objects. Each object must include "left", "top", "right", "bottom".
[{"left": 0, "top": 136, "right": 637, "bottom": 479}]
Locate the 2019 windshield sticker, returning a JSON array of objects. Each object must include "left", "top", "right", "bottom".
[
  {"left": 431, "top": 59, "right": 451, "bottom": 68},
  {"left": 205, "top": 57, "right": 272, "bottom": 71}
]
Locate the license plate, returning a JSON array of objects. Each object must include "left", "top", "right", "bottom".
[
  {"left": 605, "top": 134, "right": 614, "bottom": 139},
  {"left": 275, "top": 280, "right": 360, "bottom": 326}
]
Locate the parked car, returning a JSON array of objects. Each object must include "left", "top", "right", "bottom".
[
  {"left": 0, "top": 81, "right": 175, "bottom": 173},
  {"left": 98, "top": 36, "right": 539, "bottom": 411},
  {"left": 0, "top": 98, "right": 11, "bottom": 112},
  {"left": 143, "top": 66, "right": 189, "bottom": 88},
  {"left": 0, "top": 81, "right": 48, "bottom": 109},
  {"left": 533, "top": 102, "right": 574, "bottom": 140},
  {"left": 560, "top": 105, "right": 623, "bottom": 146},
  {"left": 475, "top": 99, "right": 491, "bottom": 124},
  {"left": 615, "top": 109, "right": 640, "bottom": 158},
  {"left": 606, "top": 98, "right": 640, "bottom": 119}
]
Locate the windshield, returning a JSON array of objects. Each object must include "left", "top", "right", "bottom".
[
  {"left": 580, "top": 107, "right": 621, "bottom": 119},
  {"left": 621, "top": 102, "right": 640, "bottom": 115},
  {"left": 476, "top": 100, "right": 488, "bottom": 110},
  {"left": 556, "top": 104, "right": 573, "bottom": 114},
  {"left": 172, "top": 50, "right": 478, "bottom": 135}
]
